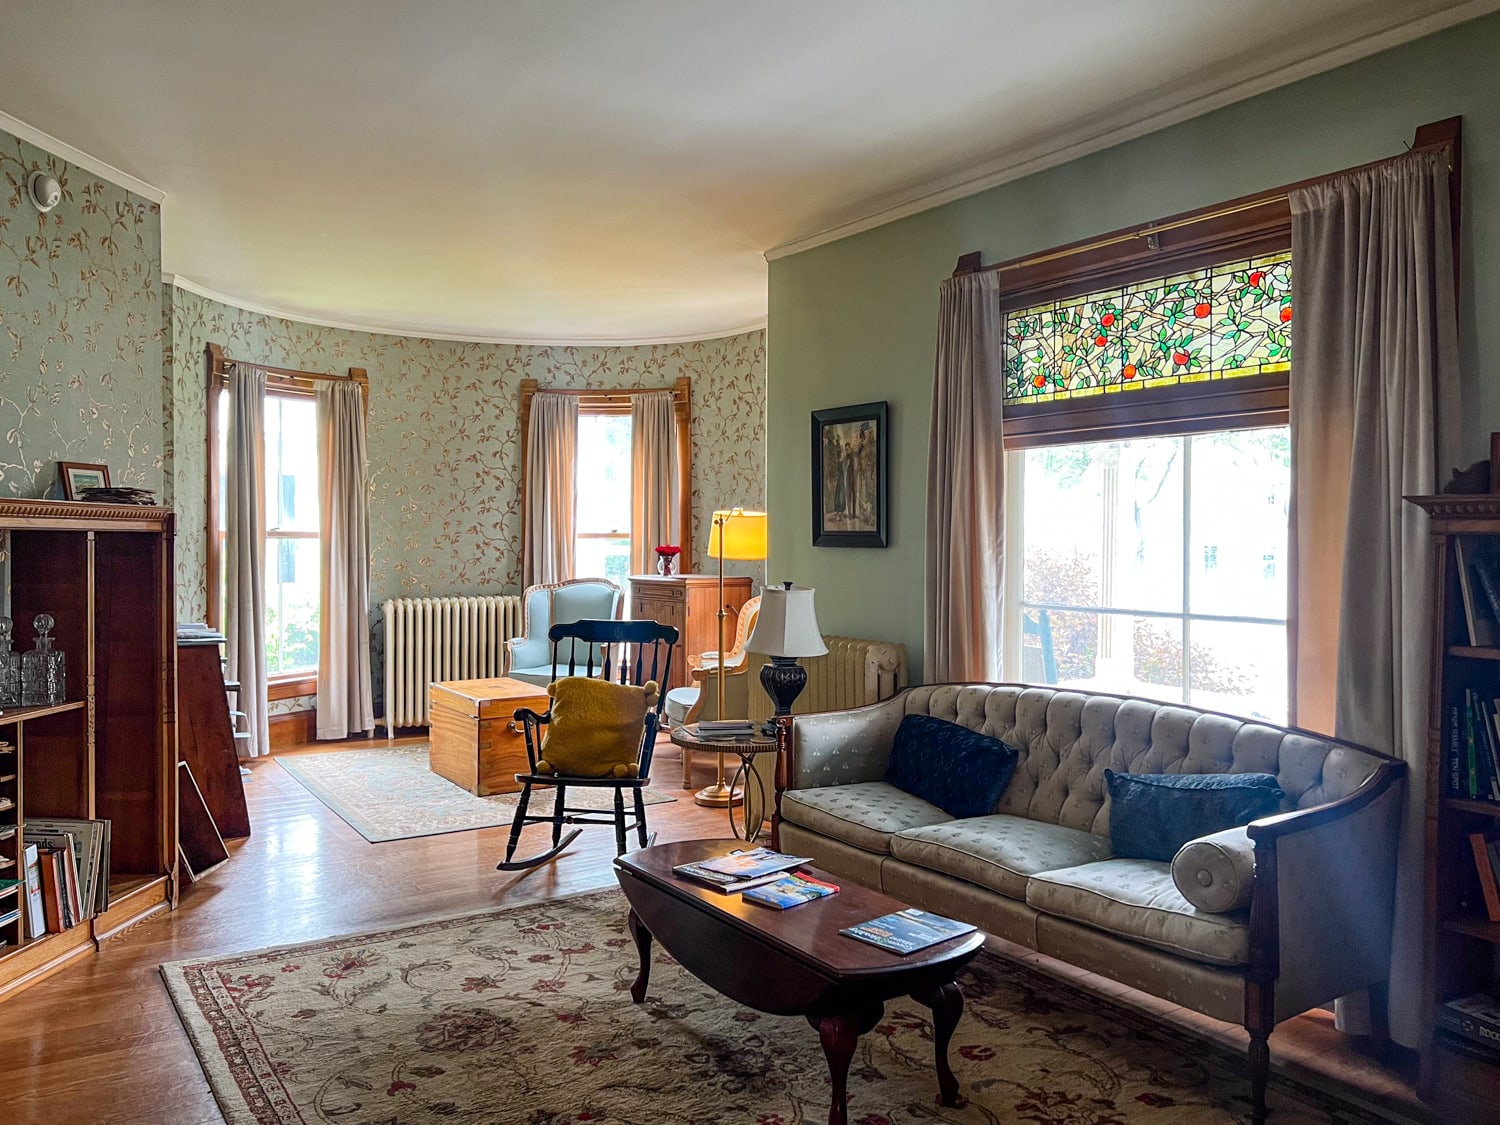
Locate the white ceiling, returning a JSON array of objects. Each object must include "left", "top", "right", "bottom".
[{"left": 0, "top": 0, "right": 1490, "bottom": 343}]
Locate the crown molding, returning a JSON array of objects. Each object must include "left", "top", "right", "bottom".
[
  {"left": 0, "top": 109, "right": 165, "bottom": 204},
  {"left": 165, "top": 275, "right": 766, "bottom": 348},
  {"left": 765, "top": 0, "right": 1500, "bottom": 261}
]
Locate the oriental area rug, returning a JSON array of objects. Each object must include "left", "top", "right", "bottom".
[
  {"left": 161, "top": 889, "right": 1402, "bottom": 1125},
  {"left": 275, "top": 745, "right": 674, "bottom": 843}
]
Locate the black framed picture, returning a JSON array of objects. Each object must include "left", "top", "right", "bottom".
[{"left": 812, "top": 401, "right": 888, "bottom": 548}]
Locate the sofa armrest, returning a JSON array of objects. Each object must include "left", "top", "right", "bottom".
[
  {"left": 786, "top": 692, "right": 910, "bottom": 790},
  {"left": 1245, "top": 761, "right": 1407, "bottom": 1021}
]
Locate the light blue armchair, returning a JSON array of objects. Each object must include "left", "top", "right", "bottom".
[{"left": 505, "top": 578, "right": 623, "bottom": 686}]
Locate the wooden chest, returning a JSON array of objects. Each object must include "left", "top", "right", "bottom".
[
  {"left": 428, "top": 677, "right": 551, "bottom": 796},
  {"left": 629, "top": 574, "right": 753, "bottom": 692}
]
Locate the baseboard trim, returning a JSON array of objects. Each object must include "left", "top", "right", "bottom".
[{"left": 269, "top": 710, "right": 317, "bottom": 749}]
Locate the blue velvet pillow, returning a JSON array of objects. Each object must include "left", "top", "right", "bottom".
[
  {"left": 1105, "top": 770, "right": 1284, "bottom": 863},
  {"left": 884, "top": 714, "right": 1019, "bottom": 819}
]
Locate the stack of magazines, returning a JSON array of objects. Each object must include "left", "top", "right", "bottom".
[
  {"left": 690, "top": 720, "right": 757, "bottom": 741},
  {"left": 673, "top": 847, "right": 811, "bottom": 894}
]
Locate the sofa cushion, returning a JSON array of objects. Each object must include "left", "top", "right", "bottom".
[
  {"left": 1026, "top": 858, "right": 1250, "bottom": 967},
  {"left": 885, "top": 714, "right": 1020, "bottom": 819},
  {"left": 891, "top": 815, "right": 1113, "bottom": 900},
  {"left": 781, "top": 782, "right": 952, "bottom": 855},
  {"left": 1105, "top": 770, "right": 1284, "bottom": 862}
]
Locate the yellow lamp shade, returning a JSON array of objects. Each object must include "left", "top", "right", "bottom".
[{"left": 708, "top": 509, "right": 768, "bottom": 561}]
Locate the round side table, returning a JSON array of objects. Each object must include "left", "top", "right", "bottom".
[{"left": 669, "top": 726, "right": 779, "bottom": 842}]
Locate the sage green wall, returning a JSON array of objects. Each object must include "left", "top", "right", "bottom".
[{"left": 767, "top": 13, "right": 1500, "bottom": 682}]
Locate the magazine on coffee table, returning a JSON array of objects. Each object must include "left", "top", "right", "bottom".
[
  {"left": 840, "top": 908, "right": 976, "bottom": 955},
  {"left": 742, "top": 871, "right": 840, "bottom": 910}
]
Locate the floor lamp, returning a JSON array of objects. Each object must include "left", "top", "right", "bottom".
[{"left": 697, "top": 507, "right": 767, "bottom": 808}]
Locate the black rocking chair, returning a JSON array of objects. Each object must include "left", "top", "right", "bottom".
[{"left": 497, "top": 618, "right": 678, "bottom": 871}]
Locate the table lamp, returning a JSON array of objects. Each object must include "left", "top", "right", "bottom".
[
  {"left": 697, "top": 507, "right": 768, "bottom": 807},
  {"left": 747, "top": 582, "right": 827, "bottom": 729}
]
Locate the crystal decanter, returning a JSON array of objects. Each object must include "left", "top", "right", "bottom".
[
  {"left": 21, "top": 613, "right": 65, "bottom": 706},
  {"left": 0, "top": 617, "right": 19, "bottom": 707}
]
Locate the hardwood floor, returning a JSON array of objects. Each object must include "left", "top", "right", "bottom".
[{"left": 0, "top": 736, "right": 1427, "bottom": 1124}]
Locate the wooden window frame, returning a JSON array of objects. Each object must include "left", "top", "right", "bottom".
[
  {"left": 964, "top": 117, "right": 1460, "bottom": 449},
  {"left": 518, "top": 377, "right": 693, "bottom": 575},
  {"left": 204, "top": 343, "right": 369, "bottom": 688}
]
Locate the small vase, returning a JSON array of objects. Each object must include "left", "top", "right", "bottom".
[{"left": 656, "top": 553, "right": 676, "bottom": 576}]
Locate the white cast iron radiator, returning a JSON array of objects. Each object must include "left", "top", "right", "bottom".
[
  {"left": 744, "top": 635, "right": 908, "bottom": 722},
  {"left": 381, "top": 595, "right": 524, "bottom": 730}
]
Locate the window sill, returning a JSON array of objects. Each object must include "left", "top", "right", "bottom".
[{"left": 268, "top": 675, "right": 317, "bottom": 701}]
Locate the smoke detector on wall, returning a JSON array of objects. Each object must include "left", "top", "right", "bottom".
[{"left": 27, "top": 170, "right": 61, "bottom": 213}]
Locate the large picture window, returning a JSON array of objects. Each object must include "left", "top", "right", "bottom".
[
  {"left": 1009, "top": 427, "right": 1289, "bottom": 722},
  {"left": 574, "top": 412, "right": 633, "bottom": 584}
]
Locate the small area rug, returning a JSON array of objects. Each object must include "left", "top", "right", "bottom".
[
  {"left": 162, "top": 888, "right": 1398, "bottom": 1125},
  {"left": 275, "top": 744, "right": 674, "bottom": 843}
]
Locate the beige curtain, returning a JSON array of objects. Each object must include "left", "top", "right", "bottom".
[
  {"left": 523, "top": 392, "right": 579, "bottom": 587},
  {"left": 925, "top": 270, "right": 1005, "bottom": 682},
  {"left": 630, "top": 391, "right": 679, "bottom": 574},
  {"left": 1289, "top": 148, "right": 1459, "bottom": 1047},
  {"left": 225, "top": 367, "right": 269, "bottom": 758},
  {"left": 316, "top": 380, "right": 375, "bottom": 740}
]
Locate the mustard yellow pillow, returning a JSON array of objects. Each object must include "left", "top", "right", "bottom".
[{"left": 535, "top": 677, "right": 658, "bottom": 779}]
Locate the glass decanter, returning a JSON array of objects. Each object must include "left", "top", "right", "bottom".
[
  {"left": 0, "top": 617, "right": 19, "bottom": 707},
  {"left": 21, "top": 613, "right": 65, "bottom": 706}
]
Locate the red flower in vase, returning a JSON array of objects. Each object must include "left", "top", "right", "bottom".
[{"left": 654, "top": 545, "right": 681, "bottom": 557}]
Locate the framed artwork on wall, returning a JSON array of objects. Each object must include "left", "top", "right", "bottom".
[
  {"left": 812, "top": 401, "right": 888, "bottom": 548},
  {"left": 58, "top": 461, "right": 111, "bottom": 501}
]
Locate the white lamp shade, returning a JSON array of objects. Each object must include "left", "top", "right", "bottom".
[
  {"left": 747, "top": 584, "right": 828, "bottom": 658},
  {"left": 708, "top": 509, "right": 768, "bottom": 561}
]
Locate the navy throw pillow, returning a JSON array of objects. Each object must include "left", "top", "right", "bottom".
[
  {"left": 1105, "top": 770, "right": 1284, "bottom": 863},
  {"left": 884, "top": 714, "right": 1019, "bottom": 819}
]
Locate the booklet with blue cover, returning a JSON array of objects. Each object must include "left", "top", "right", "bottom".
[
  {"left": 840, "top": 908, "right": 976, "bottom": 955},
  {"left": 742, "top": 871, "right": 839, "bottom": 909}
]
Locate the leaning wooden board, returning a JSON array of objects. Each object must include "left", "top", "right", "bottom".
[{"left": 428, "top": 677, "right": 552, "bottom": 796}]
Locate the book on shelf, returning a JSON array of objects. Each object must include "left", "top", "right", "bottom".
[
  {"left": 1438, "top": 992, "right": 1500, "bottom": 1057},
  {"left": 0, "top": 907, "right": 20, "bottom": 934},
  {"left": 742, "top": 871, "right": 840, "bottom": 909},
  {"left": 840, "top": 908, "right": 977, "bottom": 955},
  {"left": 27, "top": 817, "right": 110, "bottom": 917},
  {"left": 21, "top": 844, "right": 44, "bottom": 939},
  {"left": 1457, "top": 539, "right": 1500, "bottom": 646},
  {"left": 36, "top": 848, "right": 66, "bottom": 932},
  {"left": 1470, "top": 832, "right": 1500, "bottom": 923}
]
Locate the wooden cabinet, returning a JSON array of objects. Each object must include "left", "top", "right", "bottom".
[
  {"left": 429, "top": 677, "right": 551, "bottom": 796},
  {"left": 1408, "top": 494, "right": 1500, "bottom": 1114},
  {"left": 629, "top": 574, "right": 752, "bottom": 693},
  {"left": 0, "top": 500, "right": 177, "bottom": 1001}
]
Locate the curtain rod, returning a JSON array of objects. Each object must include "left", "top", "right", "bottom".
[
  {"left": 969, "top": 136, "right": 1455, "bottom": 279},
  {"left": 531, "top": 385, "right": 679, "bottom": 399},
  {"left": 220, "top": 356, "right": 364, "bottom": 384}
]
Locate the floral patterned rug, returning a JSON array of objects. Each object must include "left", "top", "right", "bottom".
[
  {"left": 275, "top": 745, "right": 675, "bottom": 842},
  {"left": 161, "top": 888, "right": 1402, "bottom": 1125}
]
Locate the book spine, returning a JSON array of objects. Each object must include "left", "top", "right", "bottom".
[
  {"left": 36, "top": 850, "right": 63, "bottom": 933},
  {"left": 1477, "top": 696, "right": 1498, "bottom": 802},
  {"left": 1458, "top": 540, "right": 1483, "bottom": 644},
  {"left": 1451, "top": 704, "right": 1463, "bottom": 796},
  {"left": 1466, "top": 691, "right": 1480, "bottom": 799},
  {"left": 1475, "top": 553, "right": 1500, "bottom": 623},
  {"left": 1471, "top": 832, "right": 1500, "bottom": 923}
]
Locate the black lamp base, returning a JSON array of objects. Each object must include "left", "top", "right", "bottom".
[{"left": 760, "top": 657, "right": 807, "bottom": 732}]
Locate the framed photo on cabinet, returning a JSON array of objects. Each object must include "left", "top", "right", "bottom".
[
  {"left": 812, "top": 401, "right": 888, "bottom": 548},
  {"left": 57, "top": 461, "right": 111, "bottom": 501}
]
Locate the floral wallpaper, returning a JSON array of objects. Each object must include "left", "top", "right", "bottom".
[
  {"left": 169, "top": 289, "right": 767, "bottom": 711},
  {"left": 0, "top": 131, "right": 163, "bottom": 497}
]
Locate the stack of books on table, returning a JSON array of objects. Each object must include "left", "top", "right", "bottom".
[{"left": 690, "top": 720, "right": 757, "bottom": 741}]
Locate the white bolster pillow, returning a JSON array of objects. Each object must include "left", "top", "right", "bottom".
[{"left": 1171, "top": 826, "right": 1257, "bottom": 914}]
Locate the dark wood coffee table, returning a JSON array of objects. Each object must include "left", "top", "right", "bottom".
[{"left": 614, "top": 839, "right": 984, "bottom": 1125}]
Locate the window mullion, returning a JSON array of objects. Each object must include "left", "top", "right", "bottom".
[{"left": 1181, "top": 435, "right": 1194, "bottom": 706}]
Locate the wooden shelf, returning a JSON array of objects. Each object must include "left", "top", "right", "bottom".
[
  {"left": 1447, "top": 797, "right": 1500, "bottom": 818},
  {"left": 1443, "top": 914, "right": 1500, "bottom": 943},
  {"left": 0, "top": 700, "right": 86, "bottom": 725},
  {"left": 1450, "top": 645, "right": 1500, "bottom": 660}
]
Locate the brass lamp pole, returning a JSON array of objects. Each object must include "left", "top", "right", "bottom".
[{"left": 697, "top": 507, "right": 767, "bottom": 807}]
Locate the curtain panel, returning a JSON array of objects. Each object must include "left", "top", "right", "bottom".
[
  {"left": 316, "top": 380, "right": 375, "bottom": 740},
  {"left": 225, "top": 367, "right": 269, "bottom": 758},
  {"left": 630, "top": 391, "right": 680, "bottom": 574},
  {"left": 925, "top": 270, "right": 1006, "bottom": 681},
  {"left": 522, "top": 392, "right": 579, "bottom": 588},
  {"left": 1288, "top": 147, "right": 1459, "bottom": 1047}
]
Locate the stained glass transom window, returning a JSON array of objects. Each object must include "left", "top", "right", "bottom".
[{"left": 1003, "top": 252, "right": 1291, "bottom": 404}]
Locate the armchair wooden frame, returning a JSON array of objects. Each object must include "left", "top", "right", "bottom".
[{"left": 497, "top": 618, "right": 679, "bottom": 871}]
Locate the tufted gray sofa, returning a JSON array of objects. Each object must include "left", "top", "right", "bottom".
[{"left": 772, "top": 683, "right": 1406, "bottom": 1124}]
